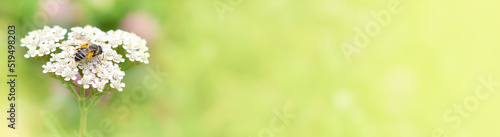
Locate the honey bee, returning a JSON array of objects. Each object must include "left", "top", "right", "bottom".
[{"left": 73, "top": 33, "right": 103, "bottom": 63}]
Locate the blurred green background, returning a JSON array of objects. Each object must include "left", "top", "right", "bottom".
[{"left": 2, "top": 0, "right": 500, "bottom": 136}]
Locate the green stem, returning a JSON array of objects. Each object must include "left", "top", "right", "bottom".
[
  {"left": 86, "top": 93, "right": 104, "bottom": 112},
  {"left": 79, "top": 86, "right": 87, "bottom": 137},
  {"left": 80, "top": 87, "right": 85, "bottom": 101},
  {"left": 79, "top": 104, "right": 87, "bottom": 137},
  {"left": 85, "top": 88, "right": 95, "bottom": 102},
  {"left": 70, "top": 82, "right": 83, "bottom": 91}
]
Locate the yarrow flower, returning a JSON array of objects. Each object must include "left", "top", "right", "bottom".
[
  {"left": 21, "top": 25, "right": 150, "bottom": 92},
  {"left": 20, "top": 25, "right": 151, "bottom": 137}
]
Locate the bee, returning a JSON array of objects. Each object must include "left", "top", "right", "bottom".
[{"left": 73, "top": 33, "right": 103, "bottom": 63}]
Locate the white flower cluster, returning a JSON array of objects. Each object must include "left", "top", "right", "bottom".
[
  {"left": 109, "top": 30, "right": 150, "bottom": 64},
  {"left": 20, "top": 26, "right": 67, "bottom": 58},
  {"left": 21, "top": 25, "right": 150, "bottom": 92}
]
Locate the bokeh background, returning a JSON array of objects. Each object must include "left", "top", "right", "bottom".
[{"left": 2, "top": 0, "right": 500, "bottom": 136}]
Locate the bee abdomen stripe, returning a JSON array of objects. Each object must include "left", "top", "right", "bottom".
[{"left": 76, "top": 53, "right": 85, "bottom": 59}]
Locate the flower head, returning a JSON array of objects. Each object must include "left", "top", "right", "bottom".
[{"left": 21, "top": 25, "right": 150, "bottom": 92}]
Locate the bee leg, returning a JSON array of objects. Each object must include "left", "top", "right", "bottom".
[
  {"left": 97, "top": 55, "right": 103, "bottom": 64},
  {"left": 85, "top": 52, "right": 94, "bottom": 64}
]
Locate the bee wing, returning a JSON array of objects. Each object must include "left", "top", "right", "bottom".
[
  {"left": 73, "top": 32, "right": 90, "bottom": 43},
  {"left": 74, "top": 32, "right": 101, "bottom": 47}
]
